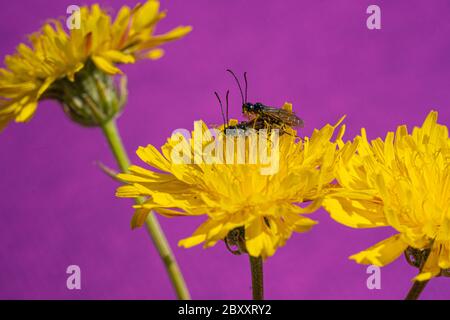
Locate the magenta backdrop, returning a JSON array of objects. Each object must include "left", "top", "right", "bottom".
[{"left": 0, "top": 0, "right": 449, "bottom": 299}]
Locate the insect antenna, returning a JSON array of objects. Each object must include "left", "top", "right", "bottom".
[
  {"left": 225, "top": 90, "right": 230, "bottom": 124},
  {"left": 226, "top": 69, "right": 244, "bottom": 105},
  {"left": 243, "top": 72, "right": 248, "bottom": 103},
  {"left": 214, "top": 91, "right": 227, "bottom": 128}
]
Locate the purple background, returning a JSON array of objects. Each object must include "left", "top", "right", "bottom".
[{"left": 0, "top": 0, "right": 449, "bottom": 299}]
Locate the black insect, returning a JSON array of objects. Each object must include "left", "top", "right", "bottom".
[
  {"left": 226, "top": 69, "right": 304, "bottom": 129},
  {"left": 214, "top": 90, "right": 252, "bottom": 134},
  {"left": 214, "top": 91, "right": 292, "bottom": 136}
]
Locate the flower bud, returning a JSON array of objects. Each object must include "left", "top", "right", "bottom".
[{"left": 43, "top": 60, "right": 127, "bottom": 127}]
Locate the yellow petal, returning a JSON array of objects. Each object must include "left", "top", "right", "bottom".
[
  {"left": 178, "top": 219, "right": 222, "bottom": 248},
  {"left": 100, "top": 50, "right": 135, "bottom": 64},
  {"left": 136, "top": 145, "right": 171, "bottom": 172},
  {"left": 439, "top": 243, "right": 450, "bottom": 269},
  {"left": 179, "top": 234, "right": 206, "bottom": 248},
  {"left": 116, "top": 185, "right": 142, "bottom": 198},
  {"left": 131, "top": 207, "right": 150, "bottom": 229},
  {"left": 350, "top": 234, "right": 408, "bottom": 266},
  {"left": 323, "top": 197, "right": 387, "bottom": 228},
  {"left": 132, "top": 0, "right": 160, "bottom": 30},
  {"left": 15, "top": 101, "right": 38, "bottom": 122},
  {"left": 414, "top": 244, "right": 441, "bottom": 282},
  {"left": 0, "top": 82, "right": 36, "bottom": 96},
  {"left": 282, "top": 102, "right": 292, "bottom": 112},
  {"left": 154, "top": 208, "right": 189, "bottom": 217},
  {"left": 37, "top": 77, "right": 55, "bottom": 98},
  {"left": 245, "top": 217, "right": 276, "bottom": 259},
  {"left": 147, "top": 48, "right": 164, "bottom": 60},
  {"left": 91, "top": 55, "right": 123, "bottom": 75},
  {"left": 138, "top": 26, "right": 192, "bottom": 50},
  {"left": 292, "top": 215, "right": 318, "bottom": 233}
]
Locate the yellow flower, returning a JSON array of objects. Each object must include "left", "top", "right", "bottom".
[
  {"left": 116, "top": 103, "right": 346, "bottom": 259},
  {"left": 324, "top": 111, "right": 450, "bottom": 281},
  {"left": 0, "top": 0, "right": 191, "bottom": 130}
]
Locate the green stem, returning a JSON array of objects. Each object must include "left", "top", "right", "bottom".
[
  {"left": 405, "top": 280, "right": 429, "bottom": 300},
  {"left": 101, "top": 119, "right": 190, "bottom": 300},
  {"left": 101, "top": 120, "right": 131, "bottom": 172},
  {"left": 249, "top": 255, "right": 264, "bottom": 300},
  {"left": 405, "top": 247, "right": 432, "bottom": 300}
]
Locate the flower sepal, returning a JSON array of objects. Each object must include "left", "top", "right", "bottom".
[{"left": 43, "top": 60, "right": 127, "bottom": 127}]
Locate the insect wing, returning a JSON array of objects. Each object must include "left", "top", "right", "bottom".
[{"left": 260, "top": 106, "right": 304, "bottom": 128}]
